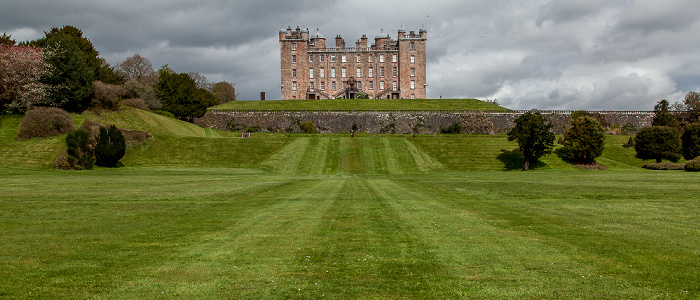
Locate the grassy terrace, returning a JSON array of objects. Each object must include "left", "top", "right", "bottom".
[
  {"left": 211, "top": 98, "right": 508, "bottom": 111},
  {"left": 1, "top": 109, "right": 698, "bottom": 299}
]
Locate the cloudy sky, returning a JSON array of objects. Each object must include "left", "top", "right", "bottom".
[{"left": 2, "top": 0, "right": 699, "bottom": 110}]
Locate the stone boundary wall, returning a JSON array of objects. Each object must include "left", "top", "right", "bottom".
[{"left": 195, "top": 110, "right": 653, "bottom": 135}]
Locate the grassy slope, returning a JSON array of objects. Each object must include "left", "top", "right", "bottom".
[{"left": 212, "top": 98, "right": 508, "bottom": 111}]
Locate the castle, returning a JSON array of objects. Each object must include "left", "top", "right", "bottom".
[{"left": 279, "top": 26, "right": 427, "bottom": 100}]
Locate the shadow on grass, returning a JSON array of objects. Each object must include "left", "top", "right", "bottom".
[{"left": 497, "top": 148, "right": 545, "bottom": 170}]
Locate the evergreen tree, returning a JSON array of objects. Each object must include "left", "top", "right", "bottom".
[
  {"left": 157, "top": 67, "right": 217, "bottom": 121},
  {"left": 682, "top": 123, "right": 700, "bottom": 160},
  {"left": 65, "top": 129, "right": 94, "bottom": 170},
  {"left": 562, "top": 116, "right": 605, "bottom": 164},
  {"left": 634, "top": 126, "right": 681, "bottom": 163},
  {"left": 652, "top": 99, "right": 678, "bottom": 127},
  {"left": 95, "top": 125, "right": 125, "bottom": 167}
]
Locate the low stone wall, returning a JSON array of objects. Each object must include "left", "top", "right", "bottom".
[{"left": 196, "top": 110, "right": 653, "bottom": 135}]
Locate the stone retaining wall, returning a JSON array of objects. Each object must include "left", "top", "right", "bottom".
[{"left": 195, "top": 110, "right": 653, "bottom": 135}]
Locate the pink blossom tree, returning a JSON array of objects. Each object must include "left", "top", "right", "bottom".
[{"left": 0, "top": 45, "right": 54, "bottom": 113}]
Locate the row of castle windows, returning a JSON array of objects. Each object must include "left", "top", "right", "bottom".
[
  {"left": 293, "top": 54, "right": 415, "bottom": 64},
  {"left": 292, "top": 67, "right": 414, "bottom": 79},
  {"left": 291, "top": 80, "right": 415, "bottom": 92},
  {"left": 292, "top": 41, "right": 416, "bottom": 52}
]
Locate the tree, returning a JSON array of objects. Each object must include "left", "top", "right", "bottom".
[
  {"left": 156, "top": 67, "right": 216, "bottom": 121},
  {"left": 0, "top": 33, "right": 16, "bottom": 46},
  {"left": 681, "top": 123, "right": 700, "bottom": 160},
  {"left": 685, "top": 91, "right": 700, "bottom": 123},
  {"left": 95, "top": 125, "right": 125, "bottom": 167},
  {"left": 634, "top": 126, "right": 681, "bottom": 163},
  {"left": 65, "top": 129, "right": 94, "bottom": 170},
  {"left": 41, "top": 33, "right": 95, "bottom": 112},
  {"left": 507, "top": 112, "right": 555, "bottom": 170},
  {"left": 211, "top": 81, "right": 237, "bottom": 104},
  {"left": 652, "top": 99, "right": 678, "bottom": 127},
  {"left": 0, "top": 45, "right": 54, "bottom": 113},
  {"left": 562, "top": 116, "right": 605, "bottom": 164},
  {"left": 187, "top": 72, "right": 212, "bottom": 91},
  {"left": 116, "top": 54, "right": 157, "bottom": 84}
]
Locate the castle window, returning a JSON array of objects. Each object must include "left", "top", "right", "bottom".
[
  {"left": 368, "top": 67, "right": 373, "bottom": 78},
  {"left": 369, "top": 55, "right": 373, "bottom": 63},
  {"left": 411, "top": 94, "right": 415, "bottom": 99},
  {"left": 341, "top": 67, "right": 346, "bottom": 78},
  {"left": 292, "top": 43, "right": 296, "bottom": 51},
  {"left": 321, "top": 81, "right": 325, "bottom": 90},
  {"left": 292, "top": 55, "right": 297, "bottom": 63},
  {"left": 357, "top": 81, "right": 361, "bottom": 89},
  {"left": 292, "top": 81, "right": 297, "bottom": 91},
  {"left": 310, "top": 82, "right": 314, "bottom": 91},
  {"left": 331, "top": 67, "right": 336, "bottom": 78},
  {"left": 342, "top": 81, "right": 347, "bottom": 90},
  {"left": 356, "top": 54, "right": 361, "bottom": 63},
  {"left": 392, "top": 81, "right": 397, "bottom": 91},
  {"left": 410, "top": 55, "right": 415, "bottom": 64},
  {"left": 379, "top": 54, "right": 384, "bottom": 63},
  {"left": 411, "top": 42, "right": 415, "bottom": 50},
  {"left": 369, "top": 81, "right": 374, "bottom": 90},
  {"left": 357, "top": 67, "right": 361, "bottom": 78},
  {"left": 411, "top": 68, "right": 415, "bottom": 77},
  {"left": 331, "top": 55, "right": 335, "bottom": 62},
  {"left": 411, "top": 80, "right": 415, "bottom": 89},
  {"left": 292, "top": 69, "right": 296, "bottom": 78},
  {"left": 342, "top": 55, "right": 347, "bottom": 63},
  {"left": 380, "top": 81, "right": 385, "bottom": 90},
  {"left": 320, "top": 55, "right": 325, "bottom": 63},
  {"left": 392, "top": 67, "right": 397, "bottom": 77},
  {"left": 320, "top": 68, "right": 325, "bottom": 78},
  {"left": 309, "top": 68, "right": 314, "bottom": 79},
  {"left": 309, "top": 55, "right": 314, "bottom": 62},
  {"left": 380, "top": 67, "right": 384, "bottom": 77},
  {"left": 392, "top": 54, "right": 397, "bottom": 63},
  {"left": 332, "top": 81, "right": 336, "bottom": 90}
]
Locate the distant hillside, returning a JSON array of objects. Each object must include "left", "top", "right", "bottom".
[{"left": 212, "top": 98, "right": 508, "bottom": 111}]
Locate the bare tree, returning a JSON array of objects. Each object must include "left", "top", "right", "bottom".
[
  {"left": 187, "top": 72, "right": 212, "bottom": 91},
  {"left": 116, "top": 54, "right": 157, "bottom": 84}
]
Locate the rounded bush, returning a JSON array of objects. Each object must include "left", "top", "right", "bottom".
[
  {"left": 685, "top": 157, "right": 700, "bottom": 172},
  {"left": 18, "top": 107, "right": 75, "bottom": 139}
]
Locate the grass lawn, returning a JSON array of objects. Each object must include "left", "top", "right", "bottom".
[
  {"left": 1, "top": 168, "right": 698, "bottom": 299},
  {"left": 1, "top": 109, "right": 698, "bottom": 298},
  {"left": 211, "top": 98, "right": 508, "bottom": 111}
]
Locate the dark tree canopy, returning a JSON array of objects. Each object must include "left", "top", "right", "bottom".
[
  {"left": 652, "top": 99, "right": 678, "bottom": 127},
  {"left": 682, "top": 123, "right": 700, "bottom": 160},
  {"left": 634, "top": 126, "right": 681, "bottom": 163},
  {"left": 41, "top": 33, "right": 95, "bottom": 112},
  {"left": 95, "top": 125, "right": 125, "bottom": 167},
  {"left": 507, "top": 112, "right": 555, "bottom": 170},
  {"left": 157, "top": 67, "right": 217, "bottom": 121},
  {"left": 685, "top": 91, "right": 700, "bottom": 123},
  {"left": 563, "top": 116, "right": 605, "bottom": 164}
]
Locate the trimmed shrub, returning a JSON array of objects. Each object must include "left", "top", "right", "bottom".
[
  {"left": 641, "top": 162, "right": 685, "bottom": 170},
  {"left": 91, "top": 81, "right": 125, "bottom": 110},
  {"left": 562, "top": 116, "right": 605, "bottom": 164},
  {"left": 440, "top": 122, "right": 462, "bottom": 134},
  {"left": 681, "top": 123, "right": 700, "bottom": 160},
  {"left": 685, "top": 157, "right": 700, "bottom": 172},
  {"left": 122, "top": 98, "right": 149, "bottom": 110},
  {"left": 95, "top": 125, "right": 125, "bottom": 167},
  {"left": 622, "top": 137, "right": 634, "bottom": 148},
  {"left": 300, "top": 121, "right": 317, "bottom": 134},
  {"left": 18, "top": 107, "right": 75, "bottom": 139},
  {"left": 152, "top": 110, "right": 175, "bottom": 118}
]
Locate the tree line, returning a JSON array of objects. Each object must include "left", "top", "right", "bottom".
[
  {"left": 507, "top": 93, "right": 700, "bottom": 170},
  {"left": 1, "top": 26, "right": 236, "bottom": 120}
]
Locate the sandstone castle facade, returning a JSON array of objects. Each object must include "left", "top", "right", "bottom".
[{"left": 279, "top": 26, "right": 427, "bottom": 100}]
